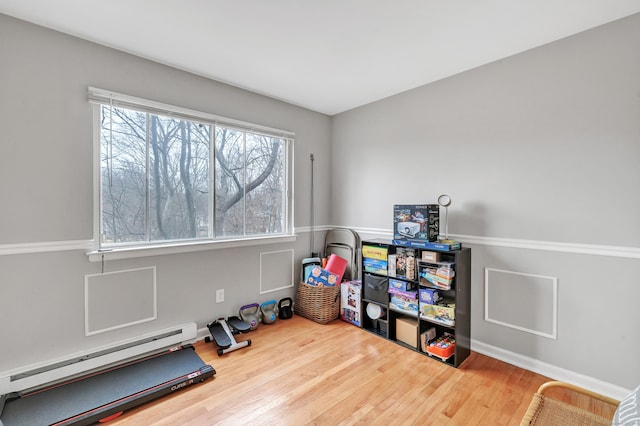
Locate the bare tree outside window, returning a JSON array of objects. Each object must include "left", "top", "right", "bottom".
[
  {"left": 214, "top": 128, "right": 285, "bottom": 237},
  {"left": 99, "top": 104, "right": 288, "bottom": 247}
]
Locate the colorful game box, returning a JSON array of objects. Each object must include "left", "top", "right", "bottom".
[
  {"left": 393, "top": 204, "right": 439, "bottom": 242},
  {"left": 389, "top": 278, "right": 415, "bottom": 292},
  {"left": 362, "top": 245, "right": 388, "bottom": 261},
  {"left": 389, "top": 288, "right": 418, "bottom": 314},
  {"left": 420, "top": 302, "right": 455, "bottom": 326},
  {"left": 306, "top": 265, "right": 340, "bottom": 287},
  {"left": 341, "top": 280, "right": 362, "bottom": 326},
  {"left": 419, "top": 288, "right": 442, "bottom": 305}
]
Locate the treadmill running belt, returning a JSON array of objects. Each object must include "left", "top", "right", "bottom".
[{"left": 1, "top": 346, "right": 214, "bottom": 426}]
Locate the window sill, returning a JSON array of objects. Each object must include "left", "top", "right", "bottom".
[{"left": 86, "top": 234, "right": 297, "bottom": 262}]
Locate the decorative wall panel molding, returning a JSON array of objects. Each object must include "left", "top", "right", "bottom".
[
  {"left": 84, "top": 267, "right": 157, "bottom": 336},
  {"left": 3, "top": 229, "right": 639, "bottom": 260},
  {"left": 0, "top": 240, "right": 91, "bottom": 255},
  {"left": 260, "top": 249, "right": 294, "bottom": 294},
  {"left": 351, "top": 228, "right": 640, "bottom": 259},
  {"left": 484, "top": 267, "right": 558, "bottom": 339}
]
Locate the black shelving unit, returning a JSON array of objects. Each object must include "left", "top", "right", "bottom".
[{"left": 360, "top": 238, "right": 471, "bottom": 368}]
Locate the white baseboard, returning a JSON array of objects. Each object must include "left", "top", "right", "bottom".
[
  {"left": 0, "top": 323, "right": 197, "bottom": 395},
  {"left": 471, "top": 339, "right": 631, "bottom": 400}
]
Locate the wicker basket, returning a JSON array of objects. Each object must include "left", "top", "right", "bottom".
[{"left": 294, "top": 281, "right": 340, "bottom": 324}]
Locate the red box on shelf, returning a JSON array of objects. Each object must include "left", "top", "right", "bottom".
[{"left": 425, "top": 335, "right": 455, "bottom": 360}]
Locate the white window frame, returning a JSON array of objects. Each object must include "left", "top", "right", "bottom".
[{"left": 87, "top": 87, "right": 295, "bottom": 262}]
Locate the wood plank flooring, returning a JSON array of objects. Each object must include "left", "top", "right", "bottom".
[{"left": 109, "top": 315, "right": 554, "bottom": 425}]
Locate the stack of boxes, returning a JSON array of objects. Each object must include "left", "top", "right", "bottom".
[
  {"left": 418, "top": 262, "right": 455, "bottom": 290},
  {"left": 388, "top": 279, "right": 418, "bottom": 315},
  {"left": 362, "top": 244, "right": 388, "bottom": 275},
  {"left": 418, "top": 261, "right": 456, "bottom": 326}
]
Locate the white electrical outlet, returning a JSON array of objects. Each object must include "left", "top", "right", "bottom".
[{"left": 216, "top": 289, "right": 224, "bottom": 303}]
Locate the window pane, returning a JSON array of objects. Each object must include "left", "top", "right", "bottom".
[
  {"left": 214, "top": 127, "right": 285, "bottom": 238},
  {"left": 101, "top": 105, "right": 147, "bottom": 244},
  {"left": 96, "top": 90, "right": 290, "bottom": 250},
  {"left": 214, "top": 127, "right": 244, "bottom": 237},
  {"left": 244, "top": 133, "right": 285, "bottom": 235},
  {"left": 149, "top": 116, "right": 210, "bottom": 241}
]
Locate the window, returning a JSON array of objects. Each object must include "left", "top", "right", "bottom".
[{"left": 90, "top": 88, "right": 293, "bottom": 250}]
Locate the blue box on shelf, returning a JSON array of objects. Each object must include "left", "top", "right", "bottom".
[
  {"left": 392, "top": 239, "right": 461, "bottom": 251},
  {"left": 419, "top": 288, "right": 442, "bottom": 305},
  {"left": 388, "top": 278, "right": 415, "bottom": 292}
]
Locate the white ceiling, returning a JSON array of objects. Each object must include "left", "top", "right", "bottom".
[{"left": 1, "top": 1, "right": 640, "bottom": 115}]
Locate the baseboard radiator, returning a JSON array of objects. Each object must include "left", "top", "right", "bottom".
[{"left": 0, "top": 323, "right": 197, "bottom": 396}]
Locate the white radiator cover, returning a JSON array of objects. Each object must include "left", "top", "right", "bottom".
[{"left": 0, "top": 323, "right": 197, "bottom": 395}]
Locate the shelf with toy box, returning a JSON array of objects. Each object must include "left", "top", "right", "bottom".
[
  {"left": 419, "top": 247, "right": 470, "bottom": 367},
  {"left": 421, "top": 329, "right": 456, "bottom": 362},
  {"left": 417, "top": 254, "right": 457, "bottom": 329},
  {"left": 360, "top": 238, "right": 471, "bottom": 368},
  {"left": 417, "top": 257, "right": 456, "bottom": 291},
  {"left": 386, "top": 275, "right": 420, "bottom": 350},
  {"left": 388, "top": 277, "right": 418, "bottom": 315},
  {"left": 362, "top": 243, "right": 389, "bottom": 276},
  {"left": 361, "top": 240, "right": 407, "bottom": 339},
  {"left": 361, "top": 240, "right": 391, "bottom": 308},
  {"left": 389, "top": 310, "right": 419, "bottom": 350},
  {"left": 360, "top": 239, "right": 389, "bottom": 336}
]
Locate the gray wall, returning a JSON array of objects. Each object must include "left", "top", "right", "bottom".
[
  {"left": 332, "top": 13, "right": 639, "bottom": 390},
  {"left": 0, "top": 14, "right": 331, "bottom": 371},
  {"left": 1, "top": 10, "right": 639, "bottom": 393}
]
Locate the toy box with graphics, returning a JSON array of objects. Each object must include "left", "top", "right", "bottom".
[
  {"left": 340, "top": 280, "right": 362, "bottom": 326},
  {"left": 393, "top": 204, "right": 439, "bottom": 242},
  {"left": 306, "top": 265, "right": 340, "bottom": 287},
  {"left": 388, "top": 287, "right": 419, "bottom": 314}
]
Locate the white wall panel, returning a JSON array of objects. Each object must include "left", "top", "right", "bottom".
[
  {"left": 84, "top": 267, "right": 157, "bottom": 335},
  {"left": 260, "top": 249, "right": 294, "bottom": 294},
  {"left": 484, "top": 267, "right": 557, "bottom": 339}
]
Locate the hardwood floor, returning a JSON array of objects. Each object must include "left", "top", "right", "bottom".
[{"left": 110, "top": 315, "right": 552, "bottom": 425}]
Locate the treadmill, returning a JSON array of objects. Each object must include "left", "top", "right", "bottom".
[{"left": 0, "top": 345, "right": 215, "bottom": 426}]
